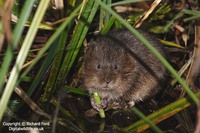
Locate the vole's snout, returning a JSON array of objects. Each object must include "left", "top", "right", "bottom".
[
  {"left": 104, "top": 74, "right": 113, "bottom": 84},
  {"left": 104, "top": 78, "right": 111, "bottom": 84}
]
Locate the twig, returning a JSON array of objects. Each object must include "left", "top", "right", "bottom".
[{"left": 134, "top": 0, "right": 162, "bottom": 28}]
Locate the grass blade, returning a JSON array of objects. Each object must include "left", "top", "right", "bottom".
[
  {"left": 0, "top": 0, "right": 35, "bottom": 90},
  {"left": 0, "top": 0, "right": 50, "bottom": 121}
]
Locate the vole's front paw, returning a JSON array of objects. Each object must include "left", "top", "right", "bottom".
[
  {"left": 108, "top": 100, "right": 135, "bottom": 109},
  {"left": 127, "top": 101, "right": 135, "bottom": 108},
  {"left": 121, "top": 101, "right": 135, "bottom": 109},
  {"left": 90, "top": 97, "right": 108, "bottom": 111}
]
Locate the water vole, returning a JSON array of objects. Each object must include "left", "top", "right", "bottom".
[{"left": 82, "top": 29, "right": 168, "bottom": 110}]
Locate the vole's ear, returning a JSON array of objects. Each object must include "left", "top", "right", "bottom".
[
  {"left": 85, "top": 40, "right": 98, "bottom": 53},
  {"left": 86, "top": 34, "right": 104, "bottom": 52}
]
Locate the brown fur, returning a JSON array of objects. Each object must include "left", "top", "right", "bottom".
[{"left": 82, "top": 29, "right": 168, "bottom": 108}]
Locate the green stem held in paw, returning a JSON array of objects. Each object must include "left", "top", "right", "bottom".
[{"left": 93, "top": 92, "right": 105, "bottom": 118}]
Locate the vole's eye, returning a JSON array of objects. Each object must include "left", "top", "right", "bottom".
[
  {"left": 113, "top": 65, "right": 119, "bottom": 70},
  {"left": 96, "top": 64, "right": 101, "bottom": 69}
]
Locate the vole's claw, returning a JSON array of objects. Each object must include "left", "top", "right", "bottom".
[{"left": 100, "top": 99, "right": 108, "bottom": 108}]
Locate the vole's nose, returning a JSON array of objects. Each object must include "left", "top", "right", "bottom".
[
  {"left": 105, "top": 78, "right": 111, "bottom": 84},
  {"left": 104, "top": 70, "right": 113, "bottom": 84}
]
